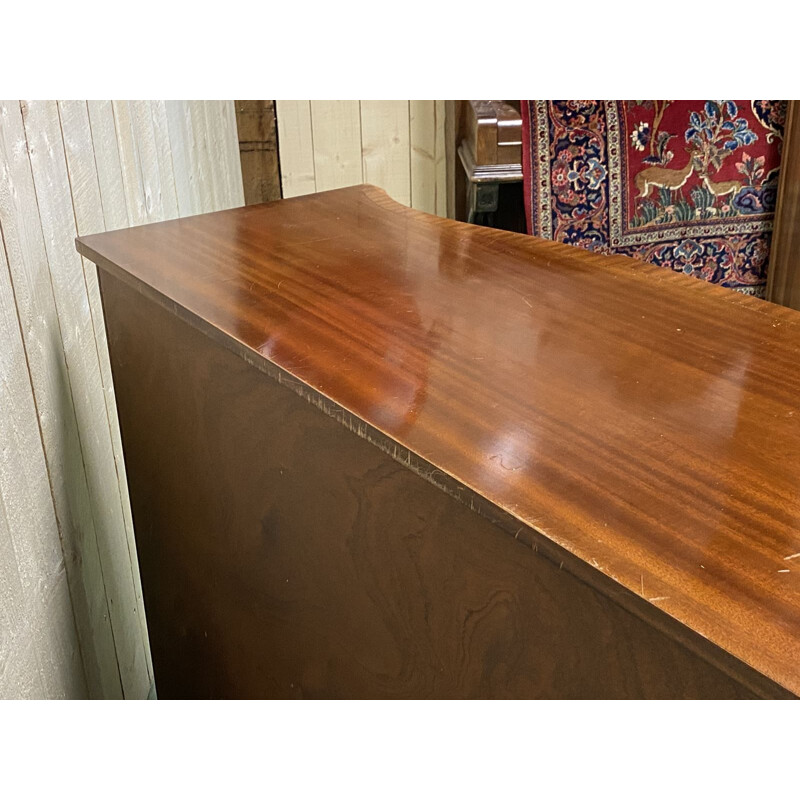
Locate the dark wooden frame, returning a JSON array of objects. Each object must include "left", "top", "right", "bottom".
[
  {"left": 235, "top": 100, "right": 282, "bottom": 206},
  {"left": 768, "top": 100, "right": 800, "bottom": 309}
]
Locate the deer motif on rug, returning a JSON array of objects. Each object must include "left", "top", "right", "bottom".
[{"left": 635, "top": 144, "right": 701, "bottom": 199}]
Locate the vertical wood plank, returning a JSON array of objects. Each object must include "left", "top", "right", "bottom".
[
  {"left": 198, "top": 100, "right": 244, "bottom": 212},
  {"left": 149, "top": 100, "right": 180, "bottom": 221},
  {"left": 111, "top": 100, "right": 148, "bottom": 226},
  {"left": 215, "top": 100, "right": 245, "bottom": 209},
  {"left": 186, "top": 101, "right": 219, "bottom": 214},
  {"left": 0, "top": 97, "right": 259, "bottom": 698},
  {"left": 0, "top": 186, "right": 87, "bottom": 700},
  {"left": 164, "top": 100, "right": 197, "bottom": 216},
  {"left": 58, "top": 102, "right": 106, "bottom": 237},
  {"left": 435, "top": 100, "right": 449, "bottom": 218},
  {"left": 0, "top": 99, "right": 122, "bottom": 698},
  {"left": 360, "top": 101, "right": 411, "bottom": 206},
  {"left": 310, "top": 100, "right": 363, "bottom": 192},
  {"left": 276, "top": 100, "right": 316, "bottom": 198},
  {"left": 59, "top": 99, "right": 155, "bottom": 686},
  {"left": 236, "top": 100, "right": 282, "bottom": 205},
  {"left": 198, "top": 102, "right": 225, "bottom": 212},
  {"left": 127, "top": 100, "right": 169, "bottom": 222},
  {"left": 278, "top": 99, "right": 446, "bottom": 213},
  {"left": 410, "top": 100, "right": 437, "bottom": 214},
  {"left": 165, "top": 101, "right": 243, "bottom": 216},
  {"left": 86, "top": 100, "right": 130, "bottom": 231},
  {"left": 22, "top": 99, "right": 151, "bottom": 700}
]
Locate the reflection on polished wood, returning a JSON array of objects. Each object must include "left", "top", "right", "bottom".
[{"left": 78, "top": 185, "right": 800, "bottom": 698}]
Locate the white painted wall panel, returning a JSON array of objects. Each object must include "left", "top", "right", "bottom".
[
  {"left": 361, "top": 101, "right": 411, "bottom": 207},
  {"left": 275, "top": 101, "right": 315, "bottom": 198},
  {"left": 310, "top": 100, "right": 363, "bottom": 192},
  {"left": 276, "top": 99, "right": 448, "bottom": 213},
  {"left": 0, "top": 227, "right": 86, "bottom": 700},
  {"left": 0, "top": 99, "right": 244, "bottom": 699}
]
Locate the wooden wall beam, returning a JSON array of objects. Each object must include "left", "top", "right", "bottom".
[
  {"left": 766, "top": 100, "right": 800, "bottom": 308},
  {"left": 235, "top": 101, "right": 282, "bottom": 206}
]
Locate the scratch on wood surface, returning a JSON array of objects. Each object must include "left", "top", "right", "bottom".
[
  {"left": 522, "top": 296, "right": 533, "bottom": 309},
  {"left": 649, "top": 596, "right": 669, "bottom": 603},
  {"left": 784, "top": 553, "right": 800, "bottom": 560},
  {"left": 778, "top": 569, "right": 791, "bottom": 573}
]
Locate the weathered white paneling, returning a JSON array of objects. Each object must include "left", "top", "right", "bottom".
[
  {"left": 210, "top": 100, "right": 245, "bottom": 210},
  {"left": 163, "top": 100, "right": 243, "bottom": 216},
  {"left": 164, "top": 101, "right": 196, "bottom": 216},
  {"left": 0, "top": 227, "right": 86, "bottom": 700},
  {"left": 275, "top": 101, "right": 316, "bottom": 198},
  {"left": 60, "top": 99, "right": 155, "bottom": 691},
  {"left": 23, "top": 99, "right": 152, "bottom": 700},
  {"left": 0, "top": 99, "right": 244, "bottom": 699},
  {"left": 360, "top": 101, "right": 411, "bottom": 206},
  {"left": 112, "top": 100, "right": 150, "bottom": 226},
  {"left": 278, "top": 100, "right": 448, "bottom": 213},
  {"left": 310, "top": 100, "right": 363, "bottom": 192},
  {"left": 435, "top": 100, "right": 448, "bottom": 217},
  {"left": 192, "top": 102, "right": 223, "bottom": 212},
  {"left": 86, "top": 101, "right": 130, "bottom": 231},
  {"left": 187, "top": 101, "right": 219, "bottom": 213},
  {"left": 0, "top": 99, "right": 120, "bottom": 699},
  {"left": 410, "top": 100, "right": 437, "bottom": 214},
  {"left": 148, "top": 100, "right": 180, "bottom": 220}
]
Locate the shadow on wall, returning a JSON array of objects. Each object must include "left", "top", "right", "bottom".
[{"left": 50, "top": 323, "right": 121, "bottom": 699}]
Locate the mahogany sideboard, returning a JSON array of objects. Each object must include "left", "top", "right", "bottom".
[{"left": 77, "top": 185, "right": 800, "bottom": 699}]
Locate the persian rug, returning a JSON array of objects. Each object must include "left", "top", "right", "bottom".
[{"left": 521, "top": 101, "right": 787, "bottom": 296}]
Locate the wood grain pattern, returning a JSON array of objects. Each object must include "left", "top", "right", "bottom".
[
  {"left": 98, "top": 268, "right": 763, "bottom": 698},
  {"left": 78, "top": 184, "right": 800, "bottom": 696},
  {"left": 112, "top": 100, "right": 153, "bottom": 226},
  {"left": 360, "top": 101, "right": 411, "bottom": 206},
  {"left": 235, "top": 100, "right": 282, "bottom": 205},
  {"left": 163, "top": 101, "right": 244, "bottom": 217},
  {"left": 201, "top": 100, "right": 243, "bottom": 213},
  {"left": 275, "top": 100, "right": 316, "bottom": 198},
  {"left": 310, "top": 101, "right": 363, "bottom": 191},
  {"left": 1, "top": 99, "right": 113, "bottom": 698},
  {"left": 435, "top": 99, "right": 449, "bottom": 217},
  {"left": 410, "top": 100, "right": 436, "bottom": 214},
  {"left": 23, "top": 99, "right": 151, "bottom": 700},
  {"left": 164, "top": 101, "right": 203, "bottom": 216},
  {"left": 58, "top": 99, "right": 154, "bottom": 693},
  {"left": 86, "top": 101, "right": 130, "bottom": 230},
  {"left": 0, "top": 216, "right": 86, "bottom": 699}
]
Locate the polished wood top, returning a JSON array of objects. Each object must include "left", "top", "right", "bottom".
[{"left": 78, "top": 185, "right": 800, "bottom": 695}]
